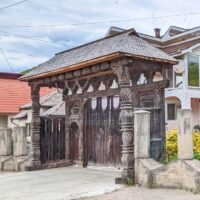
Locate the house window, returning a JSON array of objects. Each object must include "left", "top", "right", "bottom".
[
  {"left": 188, "top": 54, "right": 199, "bottom": 87},
  {"left": 167, "top": 104, "right": 176, "bottom": 120}
]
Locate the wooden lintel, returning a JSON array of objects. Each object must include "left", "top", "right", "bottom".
[
  {"left": 64, "top": 88, "right": 120, "bottom": 101},
  {"left": 64, "top": 80, "right": 169, "bottom": 101},
  {"left": 133, "top": 80, "right": 169, "bottom": 92}
]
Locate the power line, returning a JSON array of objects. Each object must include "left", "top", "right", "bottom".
[
  {"left": 0, "top": 45, "right": 30, "bottom": 92},
  {"left": 0, "top": 0, "right": 28, "bottom": 11},
  {"left": 0, "top": 11, "right": 200, "bottom": 28},
  {"left": 7, "top": 50, "right": 48, "bottom": 60},
  {"left": 0, "top": 31, "right": 73, "bottom": 47},
  {"left": 0, "top": 46, "right": 15, "bottom": 72}
]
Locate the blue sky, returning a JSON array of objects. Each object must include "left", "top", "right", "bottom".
[{"left": 0, "top": 0, "right": 200, "bottom": 72}]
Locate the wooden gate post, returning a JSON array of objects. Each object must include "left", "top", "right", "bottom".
[
  {"left": 65, "top": 101, "right": 71, "bottom": 161},
  {"left": 112, "top": 61, "right": 135, "bottom": 181},
  {"left": 30, "top": 83, "right": 41, "bottom": 168}
]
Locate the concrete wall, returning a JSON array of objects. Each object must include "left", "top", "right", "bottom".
[
  {"left": 135, "top": 109, "right": 200, "bottom": 193},
  {"left": 0, "top": 127, "right": 30, "bottom": 171},
  {"left": 0, "top": 115, "right": 8, "bottom": 128},
  {"left": 13, "top": 127, "right": 27, "bottom": 156},
  {"left": 0, "top": 129, "right": 12, "bottom": 156}
]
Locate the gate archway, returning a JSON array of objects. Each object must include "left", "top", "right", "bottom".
[
  {"left": 83, "top": 96, "right": 122, "bottom": 167},
  {"left": 69, "top": 122, "right": 80, "bottom": 163}
]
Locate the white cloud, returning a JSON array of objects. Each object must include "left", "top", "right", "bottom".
[{"left": 0, "top": 0, "right": 200, "bottom": 72}]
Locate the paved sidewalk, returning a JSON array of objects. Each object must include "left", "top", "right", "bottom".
[
  {"left": 0, "top": 166, "right": 122, "bottom": 200},
  {"left": 87, "top": 186, "right": 200, "bottom": 200}
]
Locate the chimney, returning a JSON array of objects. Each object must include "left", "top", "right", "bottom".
[{"left": 154, "top": 28, "right": 161, "bottom": 38}]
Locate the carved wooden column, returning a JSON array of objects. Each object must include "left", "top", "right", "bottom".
[
  {"left": 65, "top": 100, "right": 71, "bottom": 161},
  {"left": 78, "top": 99, "right": 86, "bottom": 166},
  {"left": 30, "top": 84, "right": 41, "bottom": 167},
  {"left": 112, "top": 61, "right": 134, "bottom": 181}
]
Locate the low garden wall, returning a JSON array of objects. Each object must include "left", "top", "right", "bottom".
[
  {"left": 0, "top": 127, "right": 31, "bottom": 171},
  {"left": 134, "top": 109, "right": 200, "bottom": 193}
]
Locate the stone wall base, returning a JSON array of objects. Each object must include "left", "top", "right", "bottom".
[
  {"left": 0, "top": 156, "right": 71, "bottom": 172},
  {"left": 25, "top": 159, "right": 71, "bottom": 171},
  {"left": 135, "top": 158, "right": 200, "bottom": 193},
  {"left": 0, "top": 156, "right": 31, "bottom": 171}
]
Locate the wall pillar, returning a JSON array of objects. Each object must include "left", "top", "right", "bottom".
[
  {"left": 30, "top": 84, "right": 41, "bottom": 167},
  {"left": 0, "top": 129, "right": 12, "bottom": 156},
  {"left": 181, "top": 96, "right": 191, "bottom": 109},
  {"left": 13, "top": 127, "right": 27, "bottom": 156},
  {"left": 112, "top": 62, "right": 134, "bottom": 181},
  {"left": 177, "top": 109, "right": 193, "bottom": 160},
  {"left": 134, "top": 110, "right": 150, "bottom": 159}
]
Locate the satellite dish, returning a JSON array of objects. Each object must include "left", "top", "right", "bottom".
[{"left": 174, "top": 60, "right": 185, "bottom": 74}]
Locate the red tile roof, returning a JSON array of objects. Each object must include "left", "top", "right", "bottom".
[{"left": 0, "top": 75, "right": 54, "bottom": 114}]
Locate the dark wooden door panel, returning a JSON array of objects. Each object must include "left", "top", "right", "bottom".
[
  {"left": 69, "top": 122, "right": 79, "bottom": 162},
  {"left": 84, "top": 96, "right": 122, "bottom": 167},
  {"left": 40, "top": 117, "right": 66, "bottom": 164}
]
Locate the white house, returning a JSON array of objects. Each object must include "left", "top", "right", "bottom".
[{"left": 107, "top": 26, "right": 200, "bottom": 130}]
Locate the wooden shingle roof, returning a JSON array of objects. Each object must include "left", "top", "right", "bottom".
[{"left": 21, "top": 29, "right": 177, "bottom": 81}]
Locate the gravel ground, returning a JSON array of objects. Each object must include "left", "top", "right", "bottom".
[{"left": 85, "top": 186, "right": 200, "bottom": 200}]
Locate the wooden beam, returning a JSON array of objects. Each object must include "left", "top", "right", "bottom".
[{"left": 64, "top": 80, "right": 168, "bottom": 101}]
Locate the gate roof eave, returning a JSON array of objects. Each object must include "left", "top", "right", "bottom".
[
  {"left": 20, "top": 28, "right": 177, "bottom": 82},
  {"left": 20, "top": 52, "right": 177, "bottom": 83},
  {"left": 20, "top": 52, "right": 122, "bottom": 82}
]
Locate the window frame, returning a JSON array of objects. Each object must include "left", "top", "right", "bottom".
[
  {"left": 167, "top": 103, "right": 177, "bottom": 121},
  {"left": 187, "top": 53, "right": 200, "bottom": 88}
]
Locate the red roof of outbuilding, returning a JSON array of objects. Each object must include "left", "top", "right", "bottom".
[{"left": 0, "top": 72, "right": 53, "bottom": 114}]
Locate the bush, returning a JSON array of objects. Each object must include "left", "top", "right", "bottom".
[
  {"left": 194, "top": 125, "right": 200, "bottom": 132},
  {"left": 166, "top": 129, "right": 200, "bottom": 160}
]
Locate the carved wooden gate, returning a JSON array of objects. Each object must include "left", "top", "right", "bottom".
[
  {"left": 40, "top": 117, "right": 66, "bottom": 164},
  {"left": 83, "top": 96, "right": 122, "bottom": 167},
  {"left": 82, "top": 81, "right": 167, "bottom": 166}
]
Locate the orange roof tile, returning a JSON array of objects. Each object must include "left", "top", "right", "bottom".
[{"left": 0, "top": 77, "right": 54, "bottom": 114}]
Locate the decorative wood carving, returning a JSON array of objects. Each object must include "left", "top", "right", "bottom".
[
  {"left": 30, "top": 83, "right": 41, "bottom": 167},
  {"left": 28, "top": 56, "right": 172, "bottom": 176},
  {"left": 111, "top": 62, "right": 135, "bottom": 180}
]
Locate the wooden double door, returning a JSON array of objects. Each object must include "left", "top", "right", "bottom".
[{"left": 83, "top": 96, "right": 122, "bottom": 167}]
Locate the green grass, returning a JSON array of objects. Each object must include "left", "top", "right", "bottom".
[
  {"left": 160, "top": 153, "right": 200, "bottom": 165},
  {"left": 194, "top": 153, "right": 200, "bottom": 160}
]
